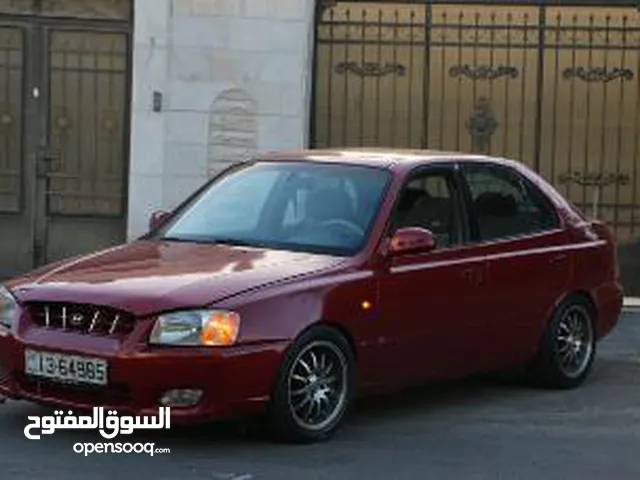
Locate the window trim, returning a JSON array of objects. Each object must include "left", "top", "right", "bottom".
[{"left": 457, "top": 161, "right": 563, "bottom": 245}]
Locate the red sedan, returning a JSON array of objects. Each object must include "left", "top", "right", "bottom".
[{"left": 0, "top": 149, "right": 623, "bottom": 442}]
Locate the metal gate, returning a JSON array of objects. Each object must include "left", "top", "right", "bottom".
[
  {"left": 311, "top": 0, "right": 640, "bottom": 295},
  {"left": 0, "top": 0, "right": 131, "bottom": 279}
]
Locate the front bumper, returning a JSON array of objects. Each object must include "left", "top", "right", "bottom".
[{"left": 0, "top": 328, "right": 289, "bottom": 424}]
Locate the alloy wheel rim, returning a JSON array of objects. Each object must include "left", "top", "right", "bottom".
[
  {"left": 554, "top": 305, "right": 594, "bottom": 379},
  {"left": 287, "top": 340, "right": 348, "bottom": 432}
]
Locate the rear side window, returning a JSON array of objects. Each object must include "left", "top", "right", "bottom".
[{"left": 461, "top": 164, "right": 559, "bottom": 242}]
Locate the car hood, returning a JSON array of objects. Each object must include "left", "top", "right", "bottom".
[{"left": 7, "top": 240, "right": 347, "bottom": 317}]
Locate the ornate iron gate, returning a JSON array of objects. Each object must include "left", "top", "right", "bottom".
[
  {"left": 0, "top": 0, "right": 131, "bottom": 278},
  {"left": 312, "top": 0, "right": 640, "bottom": 295}
]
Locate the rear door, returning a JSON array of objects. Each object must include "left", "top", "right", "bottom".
[{"left": 457, "top": 162, "right": 572, "bottom": 368}]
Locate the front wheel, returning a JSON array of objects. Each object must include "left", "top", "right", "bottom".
[
  {"left": 528, "top": 296, "right": 596, "bottom": 389},
  {"left": 268, "top": 326, "right": 355, "bottom": 443}
]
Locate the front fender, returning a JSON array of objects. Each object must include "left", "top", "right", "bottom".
[{"left": 212, "top": 270, "right": 380, "bottom": 352}]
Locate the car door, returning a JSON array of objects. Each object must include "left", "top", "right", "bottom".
[
  {"left": 457, "top": 162, "right": 571, "bottom": 369},
  {"left": 376, "top": 164, "right": 496, "bottom": 387}
]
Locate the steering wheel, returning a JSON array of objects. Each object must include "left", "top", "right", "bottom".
[{"left": 319, "top": 219, "right": 365, "bottom": 238}]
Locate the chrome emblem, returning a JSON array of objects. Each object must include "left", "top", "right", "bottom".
[{"left": 70, "top": 313, "right": 85, "bottom": 327}]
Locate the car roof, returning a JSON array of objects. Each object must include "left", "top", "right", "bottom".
[{"left": 257, "top": 148, "right": 509, "bottom": 172}]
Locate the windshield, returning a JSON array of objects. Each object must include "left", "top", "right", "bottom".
[{"left": 156, "top": 161, "right": 392, "bottom": 256}]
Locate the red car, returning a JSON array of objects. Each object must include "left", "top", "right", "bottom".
[{"left": 0, "top": 149, "right": 623, "bottom": 442}]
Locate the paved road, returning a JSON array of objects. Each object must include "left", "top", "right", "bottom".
[{"left": 1, "top": 313, "right": 640, "bottom": 480}]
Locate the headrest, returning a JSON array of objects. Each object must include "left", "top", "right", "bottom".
[{"left": 474, "top": 192, "right": 517, "bottom": 217}]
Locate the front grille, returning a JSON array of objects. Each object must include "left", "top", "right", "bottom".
[{"left": 26, "top": 302, "right": 136, "bottom": 337}]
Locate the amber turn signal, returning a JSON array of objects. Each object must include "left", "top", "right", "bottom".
[{"left": 201, "top": 311, "right": 241, "bottom": 346}]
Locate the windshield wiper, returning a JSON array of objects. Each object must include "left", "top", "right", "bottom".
[
  {"left": 159, "top": 236, "right": 261, "bottom": 248},
  {"left": 158, "top": 236, "right": 203, "bottom": 244},
  {"left": 209, "top": 237, "right": 263, "bottom": 248}
]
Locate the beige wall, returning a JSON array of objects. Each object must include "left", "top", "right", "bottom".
[{"left": 127, "top": 0, "right": 316, "bottom": 239}]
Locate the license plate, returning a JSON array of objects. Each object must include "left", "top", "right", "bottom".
[{"left": 24, "top": 349, "right": 108, "bottom": 386}]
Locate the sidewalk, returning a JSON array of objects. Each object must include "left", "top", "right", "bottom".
[{"left": 624, "top": 297, "right": 640, "bottom": 313}]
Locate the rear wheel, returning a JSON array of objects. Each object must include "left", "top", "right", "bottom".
[
  {"left": 528, "top": 296, "right": 596, "bottom": 389},
  {"left": 268, "top": 326, "right": 355, "bottom": 443}
]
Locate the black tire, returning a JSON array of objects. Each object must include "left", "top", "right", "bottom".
[
  {"left": 267, "top": 325, "right": 355, "bottom": 443},
  {"left": 528, "top": 295, "right": 597, "bottom": 389}
]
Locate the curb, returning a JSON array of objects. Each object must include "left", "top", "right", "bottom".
[{"left": 623, "top": 297, "right": 640, "bottom": 314}]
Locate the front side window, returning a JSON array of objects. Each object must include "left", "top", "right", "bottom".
[
  {"left": 462, "top": 164, "right": 558, "bottom": 242},
  {"left": 156, "top": 162, "right": 392, "bottom": 256},
  {"left": 393, "top": 169, "right": 461, "bottom": 247}
]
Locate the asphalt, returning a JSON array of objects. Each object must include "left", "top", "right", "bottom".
[{"left": 1, "top": 312, "right": 639, "bottom": 480}]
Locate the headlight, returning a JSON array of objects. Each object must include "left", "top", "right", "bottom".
[
  {"left": 0, "top": 285, "right": 18, "bottom": 329},
  {"left": 149, "top": 310, "right": 240, "bottom": 347}
]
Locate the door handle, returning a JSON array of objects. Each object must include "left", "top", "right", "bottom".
[
  {"left": 462, "top": 267, "right": 483, "bottom": 286},
  {"left": 36, "top": 147, "right": 60, "bottom": 179},
  {"left": 462, "top": 268, "right": 474, "bottom": 282},
  {"left": 549, "top": 253, "right": 568, "bottom": 266}
]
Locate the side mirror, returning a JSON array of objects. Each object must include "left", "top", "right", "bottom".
[
  {"left": 389, "top": 227, "right": 437, "bottom": 256},
  {"left": 149, "top": 210, "right": 170, "bottom": 231}
]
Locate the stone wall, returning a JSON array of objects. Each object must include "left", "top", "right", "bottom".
[{"left": 127, "top": 0, "right": 316, "bottom": 239}]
